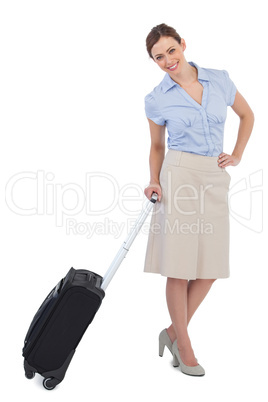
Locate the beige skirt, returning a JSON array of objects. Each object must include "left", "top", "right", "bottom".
[{"left": 144, "top": 150, "right": 231, "bottom": 280}]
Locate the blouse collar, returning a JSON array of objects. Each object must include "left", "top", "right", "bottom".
[{"left": 161, "top": 61, "right": 210, "bottom": 94}]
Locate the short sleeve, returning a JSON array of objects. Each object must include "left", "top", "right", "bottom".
[
  {"left": 222, "top": 70, "right": 237, "bottom": 106},
  {"left": 144, "top": 93, "right": 165, "bottom": 126}
]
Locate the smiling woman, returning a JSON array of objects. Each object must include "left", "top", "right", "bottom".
[
  {"left": 143, "top": 23, "right": 254, "bottom": 377},
  {"left": 152, "top": 37, "right": 183, "bottom": 71}
]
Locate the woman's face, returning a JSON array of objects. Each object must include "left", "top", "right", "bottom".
[{"left": 151, "top": 36, "right": 186, "bottom": 74}]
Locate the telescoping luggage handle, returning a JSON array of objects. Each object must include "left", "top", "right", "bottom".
[{"left": 101, "top": 192, "right": 158, "bottom": 291}]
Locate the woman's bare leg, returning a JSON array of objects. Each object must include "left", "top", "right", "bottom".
[
  {"left": 187, "top": 279, "right": 216, "bottom": 324},
  {"left": 166, "top": 278, "right": 216, "bottom": 365},
  {"left": 166, "top": 278, "right": 197, "bottom": 366}
]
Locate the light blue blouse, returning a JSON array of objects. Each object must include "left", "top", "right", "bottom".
[{"left": 145, "top": 61, "right": 237, "bottom": 157}]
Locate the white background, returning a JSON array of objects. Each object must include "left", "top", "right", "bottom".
[{"left": 1, "top": 0, "right": 267, "bottom": 400}]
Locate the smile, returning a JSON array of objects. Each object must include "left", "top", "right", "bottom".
[{"left": 167, "top": 62, "right": 178, "bottom": 71}]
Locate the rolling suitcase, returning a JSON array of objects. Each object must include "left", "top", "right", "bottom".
[{"left": 22, "top": 193, "right": 158, "bottom": 390}]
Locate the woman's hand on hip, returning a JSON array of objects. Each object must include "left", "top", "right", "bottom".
[
  {"left": 144, "top": 183, "right": 162, "bottom": 201},
  {"left": 218, "top": 152, "right": 241, "bottom": 168}
]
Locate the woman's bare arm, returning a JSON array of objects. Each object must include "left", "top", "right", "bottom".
[
  {"left": 218, "top": 91, "right": 254, "bottom": 167},
  {"left": 144, "top": 118, "right": 166, "bottom": 200}
]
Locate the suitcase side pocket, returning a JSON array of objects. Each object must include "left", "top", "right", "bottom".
[{"left": 23, "top": 279, "right": 64, "bottom": 357}]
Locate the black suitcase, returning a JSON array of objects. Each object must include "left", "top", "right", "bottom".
[
  {"left": 23, "top": 268, "right": 105, "bottom": 390},
  {"left": 22, "top": 193, "right": 157, "bottom": 390}
]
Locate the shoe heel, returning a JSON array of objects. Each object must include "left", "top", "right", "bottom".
[
  {"left": 173, "top": 353, "right": 179, "bottom": 367},
  {"left": 159, "top": 340, "right": 165, "bottom": 357}
]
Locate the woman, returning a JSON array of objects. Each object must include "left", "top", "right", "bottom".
[{"left": 143, "top": 23, "right": 254, "bottom": 376}]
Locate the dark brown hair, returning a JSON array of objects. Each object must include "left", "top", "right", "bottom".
[{"left": 146, "top": 23, "right": 182, "bottom": 59}]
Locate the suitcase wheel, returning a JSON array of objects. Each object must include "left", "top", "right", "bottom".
[
  {"left": 25, "top": 370, "right": 35, "bottom": 380},
  {"left": 43, "top": 377, "right": 60, "bottom": 390}
]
